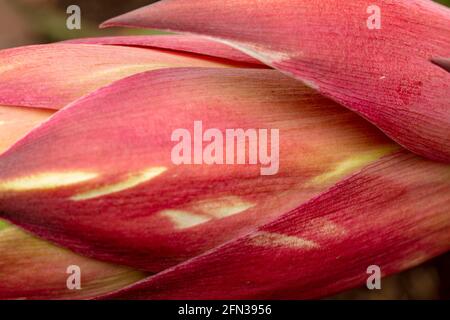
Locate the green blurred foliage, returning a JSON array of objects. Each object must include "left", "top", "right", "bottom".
[{"left": 436, "top": 0, "right": 450, "bottom": 5}]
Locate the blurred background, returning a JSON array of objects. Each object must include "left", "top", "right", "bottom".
[
  {"left": 0, "top": 0, "right": 162, "bottom": 49},
  {"left": 0, "top": 0, "right": 449, "bottom": 300}
]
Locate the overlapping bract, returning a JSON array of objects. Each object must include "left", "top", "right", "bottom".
[
  {"left": 63, "top": 34, "right": 263, "bottom": 65},
  {"left": 102, "top": 152, "right": 450, "bottom": 299},
  {"left": 102, "top": 0, "right": 450, "bottom": 162},
  {"left": 0, "top": 43, "right": 260, "bottom": 110},
  {"left": 0, "top": 222, "right": 147, "bottom": 300},
  {"left": 0, "top": 106, "right": 146, "bottom": 300},
  {"left": 0, "top": 68, "right": 397, "bottom": 272},
  {"left": 0, "top": 0, "right": 449, "bottom": 300}
]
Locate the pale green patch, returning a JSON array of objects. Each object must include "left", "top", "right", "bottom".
[
  {"left": 309, "top": 145, "right": 398, "bottom": 185},
  {"left": 160, "top": 209, "right": 211, "bottom": 229},
  {"left": 161, "top": 196, "right": 255, "bottom": 229},
  {"left": 71, "top": 167, "right": 167, "bottom": 201},
  {"left": 0, "top": 220, "right": 10, "bottom": 231},
  {"left": 0, "top": 172, "right": 98, "bottom": 192}
]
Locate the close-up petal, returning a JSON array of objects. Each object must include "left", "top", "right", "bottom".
[
  {"left": 1, "top": 0, "right": 449, "bottom": 303},
  {"left": 102, "top": 0, "right": 450, "bottom": 162},
  {"left": 0, "top": 221, "right": 146, "bottom": 300},
  {"left": 0, "top": 67, "right": 397, "bottom": 272},
  {"left": 101, "top": 152, "right": 450, "bottom": 299},
  {"left": 0, "top": 43, "right": 256, "bottom": 110},
  {"left": 0, "top": 104, "right": 145, "bottom": 300},
  {"left": 63, "top": 35, "right": 263, "bottom": 65}
]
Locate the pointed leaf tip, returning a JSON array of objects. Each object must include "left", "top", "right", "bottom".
[{"left": 432, "top": 57, "right": 450, "bottom": 73}]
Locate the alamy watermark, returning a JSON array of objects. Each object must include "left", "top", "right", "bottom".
[
  {"left": 66, "top": 5, "right": 81, "bottom": 30},
  {"left": 367, "top": 5, "right": 381, "bottom": 30},
  {"left": 66, "top": 265, "right": 81, "bottom": 290},
  {"left": 171, "top": 121, "right": 280, "bottom": 176},
  {"left": 366, "top": 265, "right": 382, "bottom": 290}
]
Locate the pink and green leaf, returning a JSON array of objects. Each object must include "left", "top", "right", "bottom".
[
  {"left": 0, "top": 221, "right": 146, "bottom": 300},
  {"left": 0, "top": 44, "right": 255, "bottom": 110},
  {"left": 0, "top": 67, "right": 397, "bottom": 272},
  {"left": 101, "top": 152, "right": 450, "bottom": 299},
  {"left": 0, "top": 105, "right": 145, "bottom": 300}
]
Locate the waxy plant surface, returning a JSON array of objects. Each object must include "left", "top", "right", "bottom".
[{"left": 0, "top": 0, "right": 449, "bottom": 300}]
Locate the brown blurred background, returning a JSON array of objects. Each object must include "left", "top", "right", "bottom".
[{"left": 0, "top": 0, "right": 449, "bottom": 300}]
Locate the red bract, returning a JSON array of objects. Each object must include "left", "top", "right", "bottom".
[
  {"left": 0, "top": 0, "right": 449, "bottom": 300},
  {"left": 101, "top": 152, "right": 450, "bottom": 299},
  {"left": 0, "top": 223, "right": 147, "bottom": 300},
  {"left": 0, "top": 68, "right": 396, "bottom": 272},
  {"left": 0, "top": 43, "right": 260, "bottom": 110},
  {"left": 102, "top": 0, "right": 450, "bottom": 162},
  {"left": 0, "top": 106, "right": 146, "bottom": 300}
]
